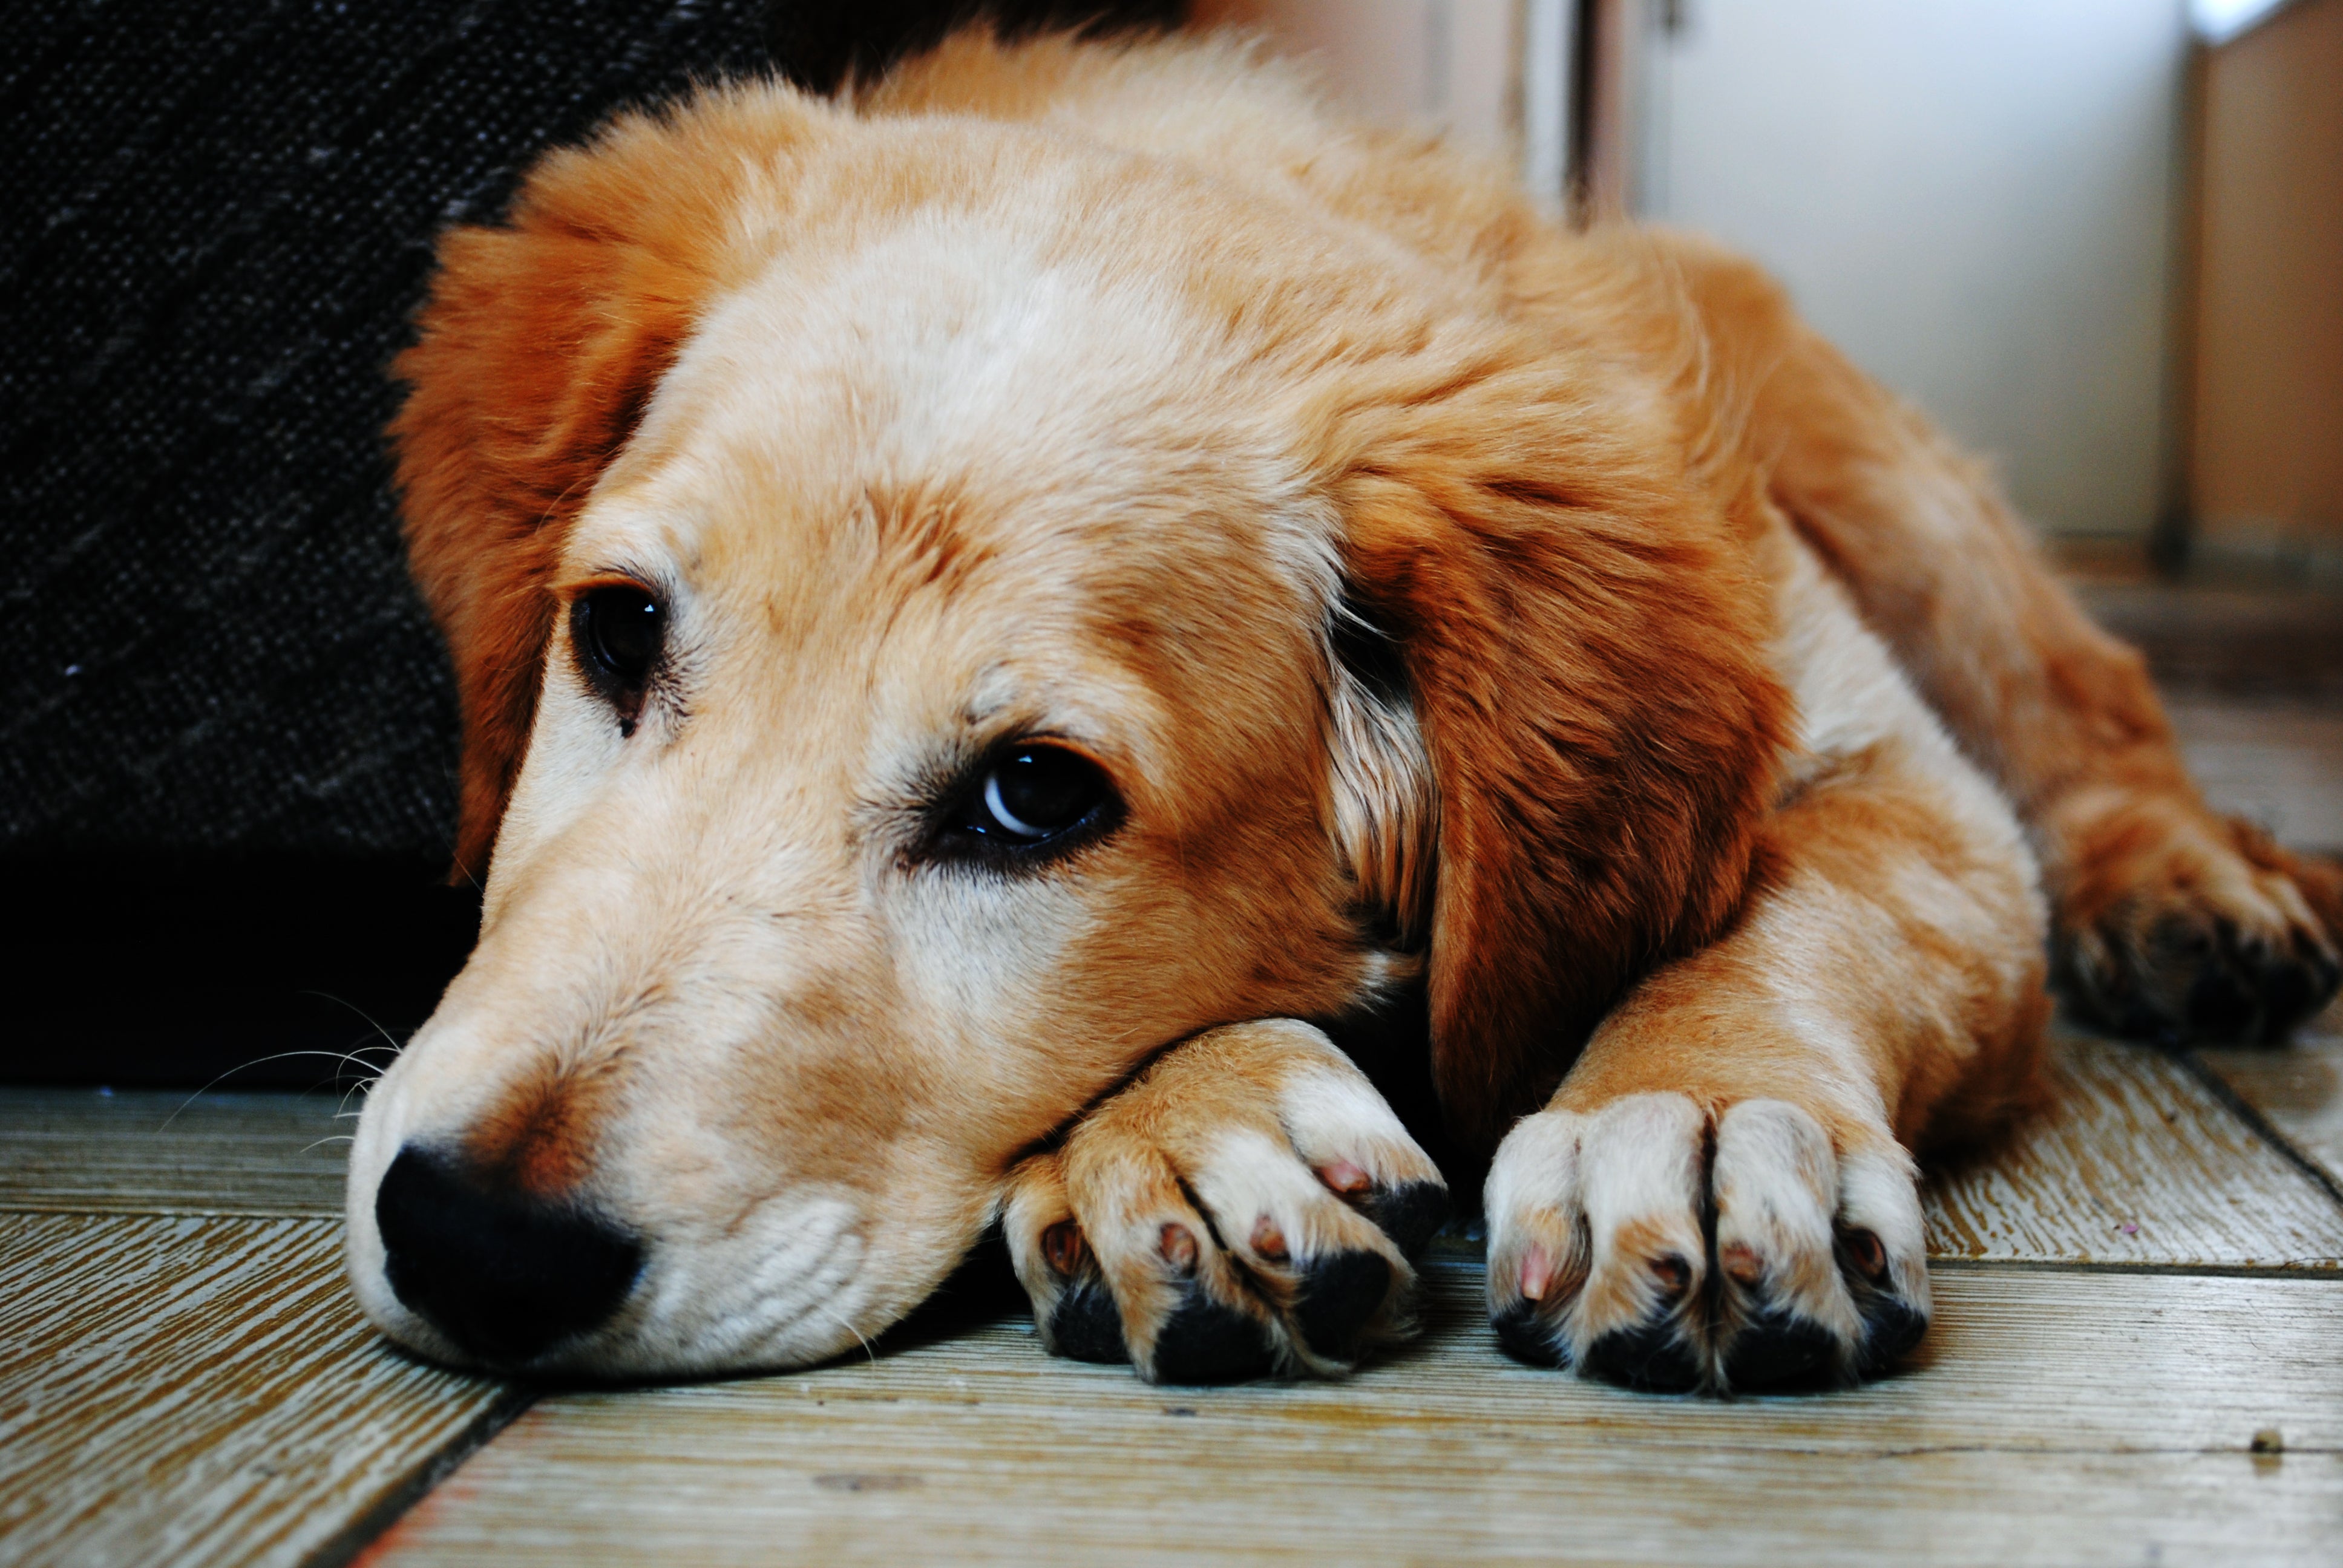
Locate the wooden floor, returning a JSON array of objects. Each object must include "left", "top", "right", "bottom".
[{"left": 7, "top": 578, "right": 2343, "bottom": 1567}]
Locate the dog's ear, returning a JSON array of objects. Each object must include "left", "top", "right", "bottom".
[
  {"left": 1325, "top": 348, "right": 1792, "bottom": 1146},
  {"left": 392, "top": 90, "right": 820, "bottom": 881}
]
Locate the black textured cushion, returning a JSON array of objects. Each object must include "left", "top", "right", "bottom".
[
  {"left": 1, "top": 0, "right": 1176, "bottom": 858},
  {"left": 0, "top": 1, "right": 1174, "bottom": 1086}
]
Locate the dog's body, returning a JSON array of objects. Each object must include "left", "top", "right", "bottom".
[{"left": 348, "top": 30, "right": 2342, "bottom": 1391}]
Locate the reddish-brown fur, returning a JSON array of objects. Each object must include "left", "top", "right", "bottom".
[{"left": 393, "top": 97, "right": 819, "bottom": 880}]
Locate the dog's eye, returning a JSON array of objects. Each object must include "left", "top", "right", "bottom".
[
  {"left": 572, "top": 584, "right": 663, "bottom": 724},
  {"left": 960, "top": 746, "right": 1112, "bottom": 846}
]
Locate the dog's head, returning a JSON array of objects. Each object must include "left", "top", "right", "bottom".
[{"left": 347, "top": 55, "right": 1786, "bottom": 1377}]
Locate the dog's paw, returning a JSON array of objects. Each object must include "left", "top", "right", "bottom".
[
  {"left": 2058, "top": 802, "right": 2341, "bottom": 1045},
  {"left": 1485, "top": 1094, "right": 1928, "bottom": 1393},
  {"left": 1001, "top": 1020, "right": 1448, "bottom": 1384}
]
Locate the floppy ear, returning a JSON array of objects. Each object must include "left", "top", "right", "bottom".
[
  {"left": 1326, "top": 349, "right": 1792, "bottom": 1148},
  {"left": 391, "top": 87, "right": 822, "bottom": 881}
]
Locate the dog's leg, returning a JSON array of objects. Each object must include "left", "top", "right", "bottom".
[
  {"left": 1484, "top": 540, "right": 2048, "bottom": 1391},
  {"left": 1000, "top": 1019, "right": 1449, "bottom": 1383},
  {"left": 1746, "top": 300, "right": 2341, "bottom": 1041}
]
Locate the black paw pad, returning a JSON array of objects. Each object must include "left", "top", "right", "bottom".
[
  {"left": 1583, "top": 1324, "right": 1702, "bottom": 1393},
  {"left": 1492, "top": 1302, "right": 1566, "bottom": 1367},
  {"left": 1152, "top": 1293, "right": 1275, "bottom": 1384},
  {"left": 1292, "top": 1250, "right": 1391, "bottom": 1357},
  {"left": 1723, "top": 1307, "right": 1839, "bottom": 1390},
  {"left": 1855, "top": 1295, "right": 1928, "bottom": 1376},
  {"left": 2255, "top": 942, "right": 2339, "bottom": 1040},
  {"left": 1047, "top": 1278, "right": 1129, "bottom": 1364},
  {"left": 1361, "top": 1181, "right": 1450, "bottom": 1259},
  {"left": 2184, "top": 959, "right": 2259, "bottom": 1042}
]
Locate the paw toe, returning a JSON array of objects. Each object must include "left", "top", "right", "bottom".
[
  {"left": 1723, "top": 1306, "right": 1840, "bottom": 1390},
  {"left": 1855, "top": 1293, "right": 1929, "bottom": 1375},
  {"left": 1047, "top": 1278, "right": 1129, "bottom": 1365},
  {"left": 1151, "top": 1292, "right": 1276, "bottom": 1385},
  {"left": 1491, "top": 1302, "right": 1567, "bottom": 1367},
  {"left": 1291, "top": 1249, "right": 1392, "bottom": 1357},
  {"left": 1582, "top": 1323, "right": 1702, "bottom": 1393},
  {"left": 2184, "top": 947, "right": 2261, "bottom": 1040},
  {"left": 1360, "top": 1180, "right": 1449, "bottom": 1259}
]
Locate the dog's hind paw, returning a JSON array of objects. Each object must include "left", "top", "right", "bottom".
[
  {"left": 2056, "top": 804, "right": 2341, "bottom": 1045},
  {"left": 1001, "top": 1019, "right": 1447, "bottom": 1383},
  {"left": 1485, "top": 1094, "right": 1930, "bottom": 1393}
]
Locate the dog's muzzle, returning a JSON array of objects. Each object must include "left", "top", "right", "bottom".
[{"left": 373, "top": 1145, "right": 643, "bottom": 1368}]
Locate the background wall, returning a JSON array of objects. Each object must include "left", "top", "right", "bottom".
[
  {"left": 1639, "top": 0, "right": 2192, "bottom": 543},
  {"left": 1188, "top": 0, "right": 1526, "bottom": 162},
  {"left": 2192, "top": 0, "right": 2343, "bottom": 566},
  {"left": 1205, "top": 0, "right": 2198, "bottom": 546}
]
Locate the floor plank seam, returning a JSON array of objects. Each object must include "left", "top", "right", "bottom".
[
  {"left": 1856, "top": 1442, "right": 2339, "bottom": 1460},
  {"left": 1925, "top": 1256, "right": 2343, "bottom": 1277},
  {"left": 2179, "top": 1048, "right": 2343, "bottom": 1209},
  {"left": 0, "top": 1204, "right": 344, "bottom": 1219},
  {"left": 297, "top": 1385, "right": 539, "bottom": 1568}
]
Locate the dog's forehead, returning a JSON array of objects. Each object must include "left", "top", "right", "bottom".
[{"left": 575, "top": 203, "right": 1339, "bottom": 697}]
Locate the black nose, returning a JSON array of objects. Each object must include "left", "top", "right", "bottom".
[{"left": 375, "top": 1145, "right": 642, "bottom": 1367}]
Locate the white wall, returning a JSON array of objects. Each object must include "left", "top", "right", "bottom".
[
  {"left": 1193, "top": 1, "right": 1526, "bottom": 162},
  {"left": 1641, "top": 1, "right": 2191, "bottom": 538}
]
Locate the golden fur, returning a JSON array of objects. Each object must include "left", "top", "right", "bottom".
[{"left": 349, "top": 28, "right": 2341, "bottom": 1391}]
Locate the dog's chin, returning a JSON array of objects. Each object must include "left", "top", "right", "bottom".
[{"left": 347, "top": 1249, "right": 901, "bottom": 1383}]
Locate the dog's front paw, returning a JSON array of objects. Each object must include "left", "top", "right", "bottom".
[
  {"left": 2059, "top": 802, "right": 2341, "bottom": 1044},
  {"left": 1001, "top": 1021, "right": 1447, "bottom": 1384},
  {"left": 1485, "top": 1094, "right": 1928, "bottom": 1393}
]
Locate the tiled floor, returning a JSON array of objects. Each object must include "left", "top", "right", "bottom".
[{"left": 5, "top": 577, "right": 2341, "bottom": 1567}]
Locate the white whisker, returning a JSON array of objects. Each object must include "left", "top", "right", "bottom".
[{"left": 804, "top": 1296, "right": 879, "bottom": 1365}]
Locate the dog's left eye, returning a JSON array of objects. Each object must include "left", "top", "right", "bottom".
[
  {"left": 954, "top": 746, "right": 1113, "bottom": 848},
  {"left": 571, "top": 584, "right": 664, "bottom": 727}
]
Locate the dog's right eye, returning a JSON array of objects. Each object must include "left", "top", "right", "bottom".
[
  {"left": 934, "top": 743, "right": 1118, "bottom": 861},
  {"left": 571, "top": 584, "right": 664, "bottom": 730}
]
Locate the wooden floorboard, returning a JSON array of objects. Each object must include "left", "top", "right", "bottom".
[
  {"left": 1922, "top": 1027, "right": 2343, "bottom": 1268},
  {"left": 0, "top": 1212, "right": 517, "bottom": 1568},
  {"left": 2198, "top": 1007, "right": 2343, "bottom": 1192},
  {"left": 2165, "top": 698, "right": 2343, "bottom": 851},
  {"left": 0, "top": 1088, "right": 348, "bottom": 1218},
  {"left": 7, "top": 1009, "right": 2343, "bottom": 1567},
  {"left": 362, "top": 1263, "right": 2343, "bottom": 1567}
]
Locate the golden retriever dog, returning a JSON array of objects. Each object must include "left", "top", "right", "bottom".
[{"left": 345, "top": 28, "right": 2343, "bottom": 1392}]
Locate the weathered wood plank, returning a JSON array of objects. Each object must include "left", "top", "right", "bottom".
[
  {"left": 0, "top": 1088, "right": 349, "bottom": 1218},
  {"left": 0, "top": 1212, "right": 519, "bottom": 1568},
  {"left": 2164, "top": 696, "right": 2343, "bottom": 851},
  {"left": 5, "top": 1023, "right": 2336, "bottom": 1264},
  {"left": 1921, "top": 1027, "right": 2343, "bottom": 1267},
  {"left": 363, "top": 1264, "right": 2343, "bottom": 1568},
  {"left": 2198, "top": 1003, "right": 2343, "bottom": 1192}
]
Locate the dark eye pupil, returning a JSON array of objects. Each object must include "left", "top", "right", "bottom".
[
  {"left": 993, "top": 748, "right": 1095, "bottom": 832},
  {"left": 580, "top": 586, "right": 661, "bottom": 687},
  {"left": 941, "top": 742, "right": 1118, "bottom": 860}
]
